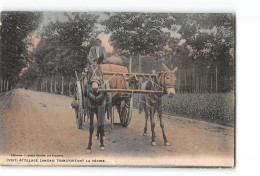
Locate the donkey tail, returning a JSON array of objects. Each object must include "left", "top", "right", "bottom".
[
  {"left": 139, "top": 103, "right": 143, "bottom": 114},
  {"left": 139, "top": 94, "right": 146, "bottom": 114}
]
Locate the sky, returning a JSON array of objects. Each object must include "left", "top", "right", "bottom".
[{"left": 34, "top": 12, "right": 114, "bottom": 53}]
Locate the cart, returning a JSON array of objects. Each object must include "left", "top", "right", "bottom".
[{"left": 72, "top": 58, "right": 163, "bottom": 129}]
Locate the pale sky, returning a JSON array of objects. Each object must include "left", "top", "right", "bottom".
[{"left": 36, "top": 12, "right": 183, "bottom": 54}]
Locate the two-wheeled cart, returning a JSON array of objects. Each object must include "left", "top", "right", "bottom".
[{"left": 72, "top": 59, "right": 163, "bottom": 129}]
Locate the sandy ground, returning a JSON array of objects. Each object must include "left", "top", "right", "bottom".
[{"left": 0, "top": 89, "right": 234, "bottom": 167}]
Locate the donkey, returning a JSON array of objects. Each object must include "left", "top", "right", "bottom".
[
  {"left": 139, "top": 63, "right": 178, "bottom": 146},
  {"left": 84, "top": 54, "right": 111, "bottom": 153}
]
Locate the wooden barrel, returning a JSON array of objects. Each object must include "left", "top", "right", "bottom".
[{"left": 100, "top": 64, "right": 128, "bottom": 90}]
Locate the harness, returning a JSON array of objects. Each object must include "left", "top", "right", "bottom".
[
  {"left": 148, "top": 71, "right": 175, "bottom": 101},
  {"left": 85, "top": 64, "right": 105, "bottom": 103}
]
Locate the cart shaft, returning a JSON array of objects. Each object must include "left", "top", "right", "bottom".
[{"left": 98, "top": 89, "right": 163, "bottom": 94}]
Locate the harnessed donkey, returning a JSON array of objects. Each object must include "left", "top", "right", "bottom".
[
  {"left": 84, "top": 54, "right": 112, "bottom": 153},
  {"left": 139, "top": 63, "right": 178, "bottom": 146}
]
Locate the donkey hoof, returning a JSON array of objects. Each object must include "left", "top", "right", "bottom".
[
  {"left": 151, "top": 142, "right": 156, "bottom": 146},
  {"left": 165, "top": 142, "right": 170, "bottom": 146},
  {"left": 86, "top": 149, "right": 92, "bottom": 154},
  {"left": 143, "top": 133, "right": 147, "bottom": 136},
  {"left": 100, "top": 146, "right": 105, "bottom": 151},
  {"left": 95, "top": 136, "right": 99, "bottom": 140}
]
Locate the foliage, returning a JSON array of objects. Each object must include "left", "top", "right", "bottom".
[
  {"left": 19, "top": 62, "right": 41, "bottom": 88},
  {"left": 103, "top": 13, "right": 174, "bottom": 56},
  {"left": 162, "top": 92, "right": 235, "bottom": 126},
  {"left": 33, "top": 12, "right": 100, "bottom": 78},
  {"left": 133, "top": 92, "right": 234, "bottom": 127},
  {"left": 0, "top": 12, "right": 42, "bottom": 86},
  {"left": 133, "top": 92, "right": 234, "bottom": 126},
  {"left": 166, "top": 13, "right": 235, "bottom": 92}
]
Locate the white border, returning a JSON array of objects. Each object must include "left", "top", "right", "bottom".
[
  {"left": 1, "top": 0, "right": 260, "bottom": 176},
  {"left": 0, "top": 0, "right": 236, "bottom": 12}
]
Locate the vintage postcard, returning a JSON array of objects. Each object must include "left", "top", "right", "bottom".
[{"left": 0, "top": 12, "right": 235, "bottom": 167}]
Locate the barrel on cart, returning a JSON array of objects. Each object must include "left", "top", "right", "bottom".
[{"left": 100, "top": 63, "right": 134, "bottom": 127}]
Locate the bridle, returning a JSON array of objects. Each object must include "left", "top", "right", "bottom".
[
  {"left": 158, "top": 71, "right": 176, "bottom": 89},
  {"left": 87, "top": 64, "right": 104, "bottom": 88},
  {"left": 85, "top": 63, "right": 106, "bottom": 103}
]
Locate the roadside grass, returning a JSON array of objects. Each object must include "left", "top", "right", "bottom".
[{"left": 134, "top": 92, "right": 235, "bottom": 127}]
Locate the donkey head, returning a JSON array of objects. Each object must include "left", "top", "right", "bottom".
[
  {"left": 87, "top": 54, "right": 104, "bottom": 94},
  {"left": 160, "top": 63, "right": 178, "bottom": 97}
]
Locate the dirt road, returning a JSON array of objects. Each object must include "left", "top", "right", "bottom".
[{"left": 0, "top": 89, "right": 234, "bottom": 167}]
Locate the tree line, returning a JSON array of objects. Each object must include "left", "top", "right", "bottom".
[
  {"left": 0, "top": 12, "right": 235, "bottom": 94},
  {"left": 0, "top": 11, "right": 42, "bottom": 93}
]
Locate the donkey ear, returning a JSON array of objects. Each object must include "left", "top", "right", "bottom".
[
  {"left": 162, "top": 63, "right": 171, "bottom": 72},
  {"left": 172, "top": 67, "right": 178, "bottom": 73},
  {"left": 97, "top": 53, "right": 104, "bottom": 65}
]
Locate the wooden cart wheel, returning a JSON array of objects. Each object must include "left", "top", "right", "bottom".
[
  {"left": 119, "top": 94, "right": 133, "bottom": 127},
  {"left": 74, "top": 80, "right": 83, "bottom": 129}
]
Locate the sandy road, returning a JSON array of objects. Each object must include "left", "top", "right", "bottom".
[{"left": 0, "top": 89, "right": 234, "bottom": 167}]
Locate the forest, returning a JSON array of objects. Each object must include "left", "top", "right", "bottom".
[{"left": 0, "top": 12, "right": 235, "bottom": 94}]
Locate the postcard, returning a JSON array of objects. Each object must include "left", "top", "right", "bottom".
[{"left": 0, "top": 12, "right": 235, "bottom": 167}]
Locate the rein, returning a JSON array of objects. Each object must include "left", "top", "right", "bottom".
[
  {"left": 86, "top": 64, "right": 105, "bottom": 103},
  {"left": 148, "top": 74, "right": 164, "bottom": 101},
  {"left": 89, "top": 64, "right": 101, "bottom": 82}
]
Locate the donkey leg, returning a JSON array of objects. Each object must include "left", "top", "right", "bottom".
[
  {"left": 95, "top": 128, "right": 99, "bottom": 140},
  {"left": 87, "top": 111, "right": 94, "bottom": 154},
  {"left": 150, "top": 108, "right": 156, "bottom": 146},
  {"left": 95, "top": 114, "right": 106, "bottom": 140},
  {"left": 98, "top": 106, "right": 106, "bottom": 150},
  {"left": 143, "top": 108, "right": 149, "bottom": 136},
  {"left": 99, "top": 125, "right": 105, "bottom": 150},
  {"left": 95, "top": 114, "right": 100, "bottom": 140},
  {"left": 158, "top": 108, "right": 169, "bottom": 146}
]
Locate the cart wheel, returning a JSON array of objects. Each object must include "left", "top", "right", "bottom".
[
  {"left": 119, "top": 94, "right": 133, "bottom": 127},
  {"left": 74, "top": 80, "right": 83, "bottom": 129}
]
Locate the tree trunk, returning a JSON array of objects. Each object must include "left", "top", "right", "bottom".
[
  {"left": 3, "top": 79, "right": 6, "bottom": 92},
  {"left": 204, "top": 74, "right": 206, "bottom": 93},
  {"left": 204, "top": 71, "right": 207, "bottom": 92},
  {"left": 211, "top": 74, "right": 213, "bottom": 93},
  {"left": 184, "top": 69, "right": 187, "bottom": 93},
  {"left": 68, "top": 78, "right": 71, "bottom": 96},
  {"left": 200, "top": 77, "right": 203, "bottom": 93},
  {"left": 215, "top": 64, "right": 218, "bottom": 93},
  {"left": 129, "top": 56, "right": 132, "bottom": 73},
  {"left": 138, "top": 55, "right": 142, "bottom": 85},
  {"left": 190, "top": 69, "right": 192, "bottom": 93},
  {"left": 6, "top": 80, "right": 9, "bottom": 91},
  {"left": 50, "top": 77, "right": 53, "bottom": 93},
  {"left": 193, "top": 68, "right": 195, "bottom": 93},
  {"left": 196, "top": 74, "right": 199, "bottom": 93},
  {"left": 61, "top": 76, "right": 64, "bottom": 95},
  {"left": 41, "top": 81, "right": 43, "bottom": 91},
  {"left": 81, "top": 78, "right": 84, "bottom": 96},
  {"left": 45, "top": 78, "right": 48, "bottom": 92},
  {"left": 54, "top": 76, "right": 57, "bottom": 94},
  {"left": 178, "top": 69, "right": 181, "bottom": 93},
  {"left": 0, "top": 78, "right": 3, "bottom": 93}
]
